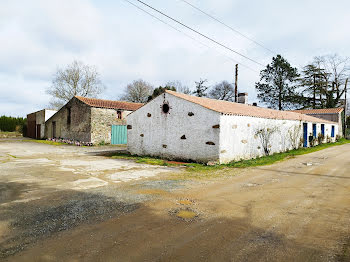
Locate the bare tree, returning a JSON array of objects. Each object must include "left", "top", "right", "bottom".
[
  {"left": 193, "top": 79, "right": 209, "bottom": 97},
  {"left": 46, "top": 60, "right": 105, "bottom": 109},
  {"left": 209, "top": 81, "right": 235, "bottom": 101},
  {"left": 120, "top": 79, "right": 154, "bottom": 103},
  {"left": 255, "top": 126, "right": 279, "bottom": 156},
  {"left": 313, "top": 54, "right": 349, "bottom": 108},
  {"left": 288, "top": 122, "right": 302, "bottom": 150},
  {"left": 165, "top": 80, "right": 192, "bottom": 94}
]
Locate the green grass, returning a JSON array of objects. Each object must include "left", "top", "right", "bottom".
[
  {"left": 6, "top": 154, "right": 18, "bottom": 158},
  {"left": 23, "top": 139, "right": 65, "bottom": 146},
  {"left": 0, "top": 131, "right": 22, "bottom": 138},
  {"left": 109, "top": 138, "right": 350, "bottom": 173}
]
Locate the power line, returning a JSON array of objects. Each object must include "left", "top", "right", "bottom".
[
  {"left": 134, "top": 0, "right": 264, "bottom": 67},
  {"left": 122, "top": 0, "right": 259, "bottom": 73},
  {"left": 179, "top": 0, "right": 276, "bottom": 55}
]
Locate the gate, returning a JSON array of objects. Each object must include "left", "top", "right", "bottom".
[{"left": 111, "top": 125, "right": 127, "bottom": 145}]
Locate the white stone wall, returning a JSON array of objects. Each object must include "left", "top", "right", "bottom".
[
  {"left": 90, "top": 108, "right": 132, "bottom": 144},
  {"left": 127, "top": 93, "right": 221, "bottom": 163},
  {"left": 219, "top": 115, "right": 339, "bottom": 163}
]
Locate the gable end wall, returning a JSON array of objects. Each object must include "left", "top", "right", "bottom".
[{"left": 127, "top": 93, "right": 221, "bottom": 163}]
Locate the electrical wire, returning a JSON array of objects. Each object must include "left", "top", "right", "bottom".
[
  {"left": 179, "top": 0, "right": 276, "bottom": 55},
  {"left": 122, "top": 0, "right": 259, "bottom": 73},
  {"left": 134, "top": 0, "right": 265, "bottom": 67}
]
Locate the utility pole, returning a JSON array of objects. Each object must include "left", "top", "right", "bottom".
[
  {"left": 234, "top": 64, "right": 238, "bottom": 102},
  {"left": 344, "top": 78, "right": 348, "bottom": 136}
]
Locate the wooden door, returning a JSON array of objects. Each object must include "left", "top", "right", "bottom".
[
  {"left": 111, "top": 125, "right": 127, "bottom": 145},
  {"left": 36, "top": 124, "right": 41, "bottom": 139}
]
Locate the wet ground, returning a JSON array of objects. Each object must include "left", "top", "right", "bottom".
[{"left": 1, "top": 141, "right": 350, "bottom": 261}]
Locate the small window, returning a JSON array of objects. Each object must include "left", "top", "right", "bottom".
[
  {"left": 67, "top": 108, "right": 71, "bottom": 125},
  {"left": 117, "top": 110, "right": 122, "bottom": 119}
]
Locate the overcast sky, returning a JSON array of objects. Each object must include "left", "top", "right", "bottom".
[{"left": 1, "top": 0, "right": 349, "bottom": 117}]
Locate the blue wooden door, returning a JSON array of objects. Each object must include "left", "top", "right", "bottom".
[
  {"left": 111, "top": 125, "right": 127, "bottom": 145},
  {"left": 321, "top": 124, "right": 325, "bottom": 136},
  {"left": 331, "top": 126, "right": 335, "bottom": 138},
  {"left": 303, "top": 123, "right": 308, "bottom": 147},
  {"left": 313, "top": 124, "right": 317, "bottom": 137}
]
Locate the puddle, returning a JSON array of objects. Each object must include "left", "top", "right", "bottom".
[
  {"left": 170, "top": 207, "right": 199, "bottom": 221},
  {"left": 176, "top": 210, "right": 197, "bottom": 219}
]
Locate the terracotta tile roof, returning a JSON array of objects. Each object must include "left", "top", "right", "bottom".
[
  {"left": 75, "top": 96, "right": 143, "bottom": 111},
  {"left": 166, "top": 90, "right": 337, "bottom": 124},
  {"left": 290, "top": 108, "right": 344, "bottom": 114}
]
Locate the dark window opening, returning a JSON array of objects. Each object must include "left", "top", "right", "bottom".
[
  {"left": 181, "top": 135, "right": 186, "bottom": 140},
  {"left": 188, "top": 112, "right": 194, "bottom": 116},
  {"left": 162, "top": 103, "right": 170, "bottom": 114},
  {"left": 331, "top": 125, "right": 335, "bottom": 137},
  {"left": 117, "top": 110, "right": 122, "bottom": 119},
  {"left": 147, "top": 113, "right": 152, "bottom": 117},
  {"left": 67, "top": 108, "right": 71, "bottom": 125}
]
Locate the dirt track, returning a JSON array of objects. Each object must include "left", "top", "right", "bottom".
[{"left": 1, "top": 141, "right": 350, "bottom": 261}]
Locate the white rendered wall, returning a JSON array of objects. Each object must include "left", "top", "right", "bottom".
[
  {"left": 127, "top": 93, "right": 221, "bottom": 163},
  {"left": 219, "top": 115, "right": 339, "bottom": 164}
]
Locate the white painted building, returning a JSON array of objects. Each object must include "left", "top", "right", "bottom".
[
  {"left": 127, "top": 91, "right": 339, "bottom": 164},
  {"left": 27, "top": 109, "right": 57, "bottom": 139}
]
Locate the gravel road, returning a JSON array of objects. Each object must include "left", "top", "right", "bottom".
[{"left": 1, "top": 141, "right": 350, "bottom": 262}]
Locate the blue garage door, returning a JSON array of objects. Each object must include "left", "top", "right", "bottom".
[{"left": 111, "top": 125, "right": 127, "bottom": 145}]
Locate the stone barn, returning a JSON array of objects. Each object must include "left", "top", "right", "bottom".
[
  {"left": 27, "top": 109, "right": 57, "bottom": 139},
  {"left": 291, "top": 108, "right": 344, "bottom": 136},
  {"left": 45, "top": 96, "right": 143, "bottom": 144},
  {"left": 127, "top": 91, "right": 339, "bottom": 164}
]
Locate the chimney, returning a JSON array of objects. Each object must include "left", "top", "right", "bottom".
[{"left": 237, "top": 92, "right": 248, "bottom": 104}]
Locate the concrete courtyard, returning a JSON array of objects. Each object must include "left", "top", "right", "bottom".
[{"left": 0, "top": 140, "right": 350, "bottom": 261}]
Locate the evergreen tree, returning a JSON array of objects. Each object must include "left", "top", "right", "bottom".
[
  {"left": 147, "top": 86, "right": 176, "bottom": 102},
  {"left": 255, "top": 55, "right": 300, "bottom": 110}
]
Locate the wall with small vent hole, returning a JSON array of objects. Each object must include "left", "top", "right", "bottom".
[
  {"left": 127, "top": 92, "right": 339, "bottom": 164},
  {"left": 219, "top": 115, "right": 339, "bottom": 163},
  {"left": 127, "top": 92, "right": 221, "bottom": 163}
]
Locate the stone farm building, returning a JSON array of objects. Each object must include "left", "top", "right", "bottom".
[
  {"left": 45, "top": 96, "right": 143, "bottom": 144},
  {"left": 127, "top": 91, "right": 339, "bottom": 164},
  {"left": 291, "top": 108, "right": 344, "bottom": 136},
  {"left": 27, "top": 109, "right": 57, "bottom": 139}
]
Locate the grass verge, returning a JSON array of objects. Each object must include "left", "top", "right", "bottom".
[
  {"left": 109, "top": 138, "right": 350, "bottom": 173},
  {"left": 22, "top": 140, "right": 65, "bottom": 146},
  {"left": 0, "top": 131, "right": 22, "bottom": 138}
]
